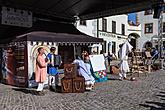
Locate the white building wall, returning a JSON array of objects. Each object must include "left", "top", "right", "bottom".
[
  {"left": 76, "top": 19, "right": 97, "bottom": 37},
  {"left": 127, "top": 24, "right": 142, "bottom": 49},
  {"left": 98, "top": 32, "right": 126, "bottom": 55},
  {"left": 76, "top": 14, "right": 141, "bottom": 57},
  {"left": 127, "top": 25, "right": 141, "bottom": 35},
  {"left": 98, "top": 15, "right": 128, "bottom": 56},
  {"left": 138, "top": 11, "right": 165, "bottom": 49},
  {"left": 98, "top": 15, "right": 128, "bottom": 35}
]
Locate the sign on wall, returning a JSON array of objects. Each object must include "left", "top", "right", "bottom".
[{"left": 1, "top": 6, "right": 32, "bottom": 27}]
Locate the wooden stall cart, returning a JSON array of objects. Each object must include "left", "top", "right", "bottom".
[
  {"left": 0, "top": 31, "right": 104, "bottom": 87},
  {"left": 129, "top": 49, "right": 148, "bottom": 77}
]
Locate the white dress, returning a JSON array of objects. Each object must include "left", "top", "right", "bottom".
[
  {"left": 73, "top": 59, "right": 95, "bottom": 89},
  {"left": 118, "top": 41, "right": 133, "bottom": 78}
]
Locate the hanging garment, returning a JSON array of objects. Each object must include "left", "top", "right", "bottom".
[
  {"left": 118, "top": 41, "right": 133, "bottom": 79},
  {"left": 73, "top": 59, "right": 95, "bottom": 83}
]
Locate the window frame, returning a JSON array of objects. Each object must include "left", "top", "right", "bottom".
[
  {"left": 121, "top": 24, "right": 125, "bottom": 35},
  {"left": 79, "top": 20, "right": 86, "bottom": 26},
  {"left": 112, "top": 21, "right": 116, "bottom": 33},
  {"left": 102, "top": 18, "right": 107, "bottom": 31},
  {"left": 163, "top": 22, "right": 165, "bottom": 33},
  {"left": 144, "top": 23, "right": 153, "bottom": 34},
  {"left": 144, "top": 9, "right": 153, "bottom": 15}
]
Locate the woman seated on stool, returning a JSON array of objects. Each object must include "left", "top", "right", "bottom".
[{"left": 73, "top": 55, "right": 95, "bottom": 91}]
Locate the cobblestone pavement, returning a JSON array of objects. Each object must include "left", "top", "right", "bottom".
[{"left": 0, "top": 70, "right": 165, "bottom": 110}]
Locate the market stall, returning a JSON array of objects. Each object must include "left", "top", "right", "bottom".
[{"left": 0, "top": 31, "right": 103, "bottom": 87}]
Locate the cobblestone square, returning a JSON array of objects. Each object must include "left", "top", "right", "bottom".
[{"left": 0, "top": 70, "right": 165, "bottom": 110}]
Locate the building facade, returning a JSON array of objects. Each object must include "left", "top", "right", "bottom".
[
  {"left": 127, "top": 22, "right": 141, "bottom": 50},
  {"left": 138, "top": 9, "right": 165, "bottom": 50},
  {"left": 77, "top": 14, "right": 142, "bottom": 58},
  {"left": 97, "top": 15, "right": 128, "bottom": 56}
]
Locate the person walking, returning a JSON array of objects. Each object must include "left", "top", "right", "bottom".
[
  {"left": 35, "top": 47, "right": 48, "bottom": 95},
  {"left": 151, "top": 47, "right": 159, "bottom": 64},
  {"left": 107, "top": 52, "right": 112, "bottom": 66},
  {"left": 118, "top": 41, "right": 133, "bottom": 80}
]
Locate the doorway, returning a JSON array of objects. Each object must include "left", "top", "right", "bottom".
[
  {"left": 128, "top": 33, "right": 140, "bottom": 49},
  {"left": 58, "top": 45, "right": 74, "bottom": 68},
  {"left": 112, "top": 41, "right": 116, "bottom": 54},
  {"left": 130, "top": 38, "right": 136, "bottom": 49}
]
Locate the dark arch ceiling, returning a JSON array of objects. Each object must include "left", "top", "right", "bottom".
[
  {"left": 0, "top": 0, "right": 162, "bottom": 39},
  {"left": 0, "top": 0, "right": 161, "bottom": 21}
]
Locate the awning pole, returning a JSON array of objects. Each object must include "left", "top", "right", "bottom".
[{"left": 73, "top": 44, "right": 76, "bottom": 59}]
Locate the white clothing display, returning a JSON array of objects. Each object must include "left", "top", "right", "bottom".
[{"left": 118, "top": 41, "right": 133, "bottom": 79}]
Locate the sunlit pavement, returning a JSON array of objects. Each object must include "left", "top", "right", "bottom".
[{"left": 0, "top": 69, "right": 165, "bottom": 110}]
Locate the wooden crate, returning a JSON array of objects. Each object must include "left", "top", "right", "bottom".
[
  {"left": 72, "top": 77, "right": 85, "bottom": 93},
  {"left": 61, "top": 78, "right": 72, "bottom": 93},
  {"left": 64, "top": 64, "right": 78, "bottom": 78},
  {"left": 61, "top": 77, "right": 85, "bottom": 93}
]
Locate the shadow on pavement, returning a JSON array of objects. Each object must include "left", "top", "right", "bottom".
[
  {"left": 12, "top": 88, "right": 37, "bottom": 95},
  {"left": 160, "top": 92, "right": 165, "bottom": 94},
  {"left": 156, "top": 94, "right": 165, "bottom": 98},
  {"left": 139, "top": 91, "right": 165, "bottom": 110},
  {"left": 108, "top": 78, "right": 120, "bottom": 81},
  {"left": 12, "top": 86, "right": 62, "bottom": 94},
  {"left": 139, "top": 101, "right": 165, "bottom": 110}
]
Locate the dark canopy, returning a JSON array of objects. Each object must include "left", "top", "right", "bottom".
[
  {"left": 0, "top": 19, "right": 85, "bottom": 40},
  {"left": 13, "top": 31, "right": 104, "bottom": 44},
  {"left": 0, "top": 0, "right": 160, "bottom": 21},
  {"left": 0, "top": 0, "right": 161, "bottom": 39},
  {"left": 0, "top": 20, "right": 104, "bottom": 43}
]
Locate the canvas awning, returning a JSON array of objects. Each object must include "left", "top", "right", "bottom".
[
  {"left": 0, "top": 21, "right": 103, "bottom": 45},
  {"left": 13, "top": 31, "right": 104, "bottom": 46}
]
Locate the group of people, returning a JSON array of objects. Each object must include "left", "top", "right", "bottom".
[
  {"left": 117, "top": 41, "right": 164, "bottom": 80},
  {"left": 35, "top": 40, "right": 141, "bottom": 95},
  {"left": 35, "top": 47, "right": 61, "bottom": 96},
  {"left": 35, "top": 47, "right": 95, "bottom": 95}
]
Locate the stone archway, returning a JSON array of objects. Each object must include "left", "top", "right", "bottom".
[{"left": 128, "top": 33, "right": 140, "bottom": 49}]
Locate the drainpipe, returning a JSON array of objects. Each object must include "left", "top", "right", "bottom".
[
  {"left": 158, "top": 8, "right": 164, "bottom": 70},
  {"left": 97, "top": 18, "right": 99, "bottom": 53}
]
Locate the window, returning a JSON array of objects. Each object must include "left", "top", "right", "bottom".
[
  {"left": 102, "top": 18, "right": 107, "bottom": 31},
  {"left": 145, "top": 23, "right": 153, "bottom": 33},
  {"left": 163, "top": 22, "right": 165, "bottom": 32},
  {"left": 144, "top": 9, "right": 153, "bottom": 15},
  {"left": 112, "top": 21, "right": 116, "bottom": 33},
  {"left": 112, "top": 41, "right": 116, "bottom": 54},
  {"left": 121, "top": 24, "right": 125, "bottom": 35},
  {"left": 108, "top": 42, "right": 111, "bottom": 52},
  {"left": 79, "top": 20, "right": 86, "bottom": 26}
]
